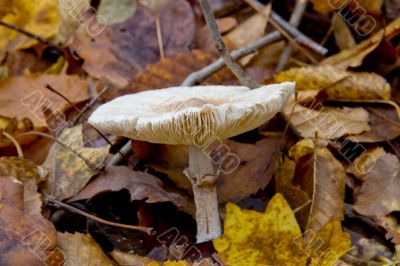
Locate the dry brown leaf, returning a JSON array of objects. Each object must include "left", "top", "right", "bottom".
[
  {"left": 133, "top": 138, "right": 280, "bottom": 203},
  {"left": 353, "top": 148, "right": 400, "bottom": 216},
  {"left": 119, "top": 50, "right": 236, "bottom": 98},
  {"left": 0, "top": 157, "right": 46, "bottom": 218},
  {"left": 71, "top": 0, "right": 195, "bottom": 87},
  {"left": 0, "top": 177, "right": 62, "bottom": 266},
  {"left": 283, "top": 99, "right": 370, "bottom": 139},
  {"left": 57, "top": 232, "right": 113, "bottom": 266},
  {"left": 111, "top": 249, "right": 157, "bottom": 265},
  {"left": 68, "top": 165, "right": 190, "bottom": 211},
  {"left": 41, "top": 125, "right": 110, "bottom": 200},
  {"left": 0, "top": 75, "right": 89, "bottom": 147},
  {"left": 346, "top": 107, "right": 400, "bottom": 143},
  {"left": 274, "top": 65, "right": 391, "bottom": 101},
  {"left": 321, "top": 18, "right": 400, "bottom": 69},
  {"left": 288, "top": 140, "right": 347, "bottom": 231},
  {"left": 311, "top": 0, "right": 383, "bottom": 15}
]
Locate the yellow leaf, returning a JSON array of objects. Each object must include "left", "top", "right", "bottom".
[
  {"left": 214, "top": 194, "right": 351, "bottom": 266},
  {"left": 311, "top": 0, "right": 383, "bottom": 15},
  {"left": 0, "top": 0, "right": 60, "bottom": 52},
  {"left": 147, "top": 261, "right": 188, "bottom": 266},
  {"left": 274, "top": 66, "right": 391, "bottom": 101}
]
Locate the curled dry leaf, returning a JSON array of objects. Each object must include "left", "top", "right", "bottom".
[
  {"left": 0, "top": 0, "right": 60, "bottom": 57},
  {"left": 57, "top": 232, "right": 113, "bottom": 266},
  {"left": 321, "top": 18, "right": 400, "bottom": 69},
  {"left": 333, "top": 14, "right": 356, "bottom": 51},
  {"left": 283, "top": 97, "right": 371, "bottom": 139},
  {"left": 41, "top": 125, "right": 110, "bottom": 200},
  {"left": 71, "top": 0, "right": 195, "bottom": 87},
  {"left": 68, "top": 165, "right": 191, "bottom": 212},
  {"left": 132, "top": 137, "right": 280, "bottom": 203},
  {"left": 0, "top": 177, "right": 62, "bottom": 266},
  {"left": 0, "top": 157, "right": 46, "bottom": 218},
  {"left": 213, "top": 193, "right": 351, "bottom": 266},
  {"left": 0, "top": 75, "right": 89, "bottom": 148},
  {"left": 353, "top": 148, "right": 400, "bottom": 217},
  {"left": 274, "top": 65, "right": 391, "bottom": 101}
]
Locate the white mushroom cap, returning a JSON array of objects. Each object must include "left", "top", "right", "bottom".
[{"left": 89, "top": 82, "right": 295, "bottom": 145}]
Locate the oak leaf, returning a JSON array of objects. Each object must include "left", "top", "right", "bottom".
[
  {"left": 213, "top": 193, "right": 351, "bottom": 266},
  {"left": 41, "top": 125, "right": 110, "bottom": 200}
]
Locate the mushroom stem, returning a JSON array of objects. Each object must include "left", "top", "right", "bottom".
[{"left": 187, "top": 144, "right": 221, "bottom": 243}]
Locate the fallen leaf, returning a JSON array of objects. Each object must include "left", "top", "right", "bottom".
[
  {"left": 133, "top": 138, "right": 280, "bottom": 203},
  {"left": 213, "top": 193, "right": 351, "bottom": 266},
  {"left": 111, "top": 249, "right": 157, "bottom": 265},
  {"left": 346, "top": 107, "right": 400, "bottom": 142},
  {"left": 0, "top": 75, "right": 89, "bottom": 147},
  {"left": 68, "top": 165, "right": 189, "bottom": 211},
  {"left": 0, "top": 157, "right": 46, "bottom": 217},
  {"left": 283, "top": 99, "right": 371, "bottom": 139},
  {"left": 41, "top": 125, "right": 110, "bottom": 200},
  {"left": 71, "top": 0, "right": 195, "bottom": 87},
  {"left": 353, "top": 148, "right": 400, "bottom": 216},
  {"left": 0, "top": 0, "right": 60, "bottom": 56},
  {"left": 347, "top": 147, "right": 385, "bottom": 180},
  {"left": 117, "top": 50, "right": 236, "bottom": 99},
  {"left": 0, "top": 176, "right": 62, "bottom": 266},
  {"left": 98, "top": 0, "right": 137, "bottom": 25},
  {"left": 321, "top": 18, "right": 400, "bottom": 69},
  {"left": 289, "top": 141, "right": 347, "bottom": 231},
  {"left": 57, "top": 232, "right": 113, "bottom": 266},
  {"left": 311, "top": 0, "right": 383, "bottom": 15},
  {"left": 274, "top": 66, "right": 391, "bottom": 101}
]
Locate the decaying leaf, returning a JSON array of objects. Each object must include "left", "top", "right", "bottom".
[
  {"left": 333, "top": 14, "right": 356, "bottom": 51},
  {"left": 71, "top": 0, "right": 195, "bottom": 87},
  {"left": 353, "top": 148, "right": 400, "bottom": 216},
  {"left": 0, "top": 0, "right": 60, "bottom": 57},
  {"left": 283, "top": 99, "right": 371, "bottom": 139},
  {"left": 321, "top": 18, "right": 400, "bottom": 69},
  {"left": 111, "top": 249, "right": 157, "bottom": 265},
  {"left": 213, "top": 193, "right": 351, "bottom": 266},
  {"left": 41, "top": 125, "right": 110, "bottom": 200},
  {"left": 274, "top": 65, "right": 391, "bottom": 101},
  {"left": 133, "top": 138, "right": 280, "bottom": 203},
  {"left": 0, "top": 75, "right": 89, "bottom": 147},
  {"left": 118, "top": 50, "right": 236, "bottom": 99},
  {"left": 57, "top": 232, "right": 113, "bottom": 266},
  {"left": 0, "top": 177, "right": 63, "bottom": 266},
  {"left": 68, "top": 165, "right": 190, "bottom": 211},
  {"left": 346, "top": 107, "right": 400, "bottom": 143},
  {"left": 288, "top": 140, "right": 347, "bottom": 231},
  {"left": 0, "top": 157, "right": 46, "bottom": 217}
]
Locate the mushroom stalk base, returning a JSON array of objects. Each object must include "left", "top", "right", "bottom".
[{"left": 188, "top": 144, "right": 221, "bottom": 243}]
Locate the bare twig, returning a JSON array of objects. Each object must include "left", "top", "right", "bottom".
[
  {"left": 155, "top": 16, "right": 165, "bottom": 59},
  {"left": 276, "top": 0, "right": 309, "bottom": 71},
  {"left": 2, "top": 131, "right": 23, "bottom": 157},
  {"left": 46, "top": 197, "right": 154, "bottom": 235},
  {"left": 181, "top": 11, "right": 327, "bottom": 86},
  {"left": 0, "top": 21, "right": 64, "bottom": 54},
  {"left": 198, "top": 0, "right": 258, "bottom": 88},
  {"left": 107, "top": 140, "right": 133, "bottom": 167}
]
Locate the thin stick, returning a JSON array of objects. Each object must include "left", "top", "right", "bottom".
[
  {"left": 155, "top": 16, "right": 165, "bottom": 59},
  {"left": 244, "top": 0, "right": 318, "bottom": 63},
  {"left": 180, "top": 14, "right": 326, "bottom": 86},
  {"left": 2, "top": 131, "right": 24, "bottom": 157},
  {"left": 44, "top": 84, "right": 135, "bottom": 167},
  {"left": 107, "top": 140, "right": 133, "bottom": 167},
  {"left": 0, "top": 21, "right": 64, "bottom": 54},
  {"left": 198, "top": 0, "right": 258, "bottom": 88},
  {"left": 46, "top": 197, "right": 154, "bottom": 235},
  {"left": 276, "top": 0, "right": 309, "bottom": 71}
]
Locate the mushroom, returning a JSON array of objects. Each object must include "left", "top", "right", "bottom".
[{"left": 88, "top": 82, "right": 295, "bottom": 243}]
